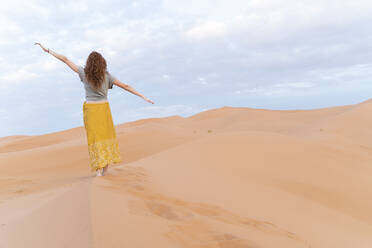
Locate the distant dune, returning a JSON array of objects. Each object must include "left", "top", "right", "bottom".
[{"left": 0, "top": 98, "right": 371, "bottom": 248}]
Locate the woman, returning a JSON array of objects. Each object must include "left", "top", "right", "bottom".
[{"left": 35, "top": 43, "right": 154, "bottom": 177}]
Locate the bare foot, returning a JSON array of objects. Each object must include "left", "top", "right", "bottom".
[{"left": 96, "top": 168, "right": 103, "bottom": 177}]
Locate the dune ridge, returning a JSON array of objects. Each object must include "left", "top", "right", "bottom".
[{"left": 0, "top": 98, "right": 371, "bottom": 248}]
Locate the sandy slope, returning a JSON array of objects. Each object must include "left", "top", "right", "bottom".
[{"left": 0, "top": 98, "right": 371, "bottom": 248}]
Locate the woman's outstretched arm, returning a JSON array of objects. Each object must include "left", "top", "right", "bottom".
[
  {"left": 34, "top": 43, "right": 78, "bottom": 73},
  {"left": 113, "top": 80, "right": 154, "bottom": 104}
]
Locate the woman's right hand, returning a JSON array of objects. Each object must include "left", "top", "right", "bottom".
[
  {"left": 143, "top": 96, "right": 154, "bottom": 104},
  {"left": 34, "top": 42, "right": 49, "bottom": 53}
]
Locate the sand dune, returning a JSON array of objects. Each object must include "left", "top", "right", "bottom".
[{"left": 0, "top": 98, "right": 371, "bottom": 247}]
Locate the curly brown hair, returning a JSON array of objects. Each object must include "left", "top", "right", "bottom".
[{"left": 84, "top": 51, "right": 107, "bottom": 92}]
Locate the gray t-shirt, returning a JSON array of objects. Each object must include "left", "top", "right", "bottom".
[{"left": 78, "top": 66, "right": 117, "bottom": 101}]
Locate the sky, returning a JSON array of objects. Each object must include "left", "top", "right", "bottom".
[{"left": 0, "top": 0, "right": 372, "bottom": 137}]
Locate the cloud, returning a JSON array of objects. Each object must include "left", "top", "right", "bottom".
[
  {"left": 235, "top": 87, "right": 290, "bottom": 96},
  {"left": 1, "top": 0, "right": 372, "bottom": 137},
  {"left": 0, "top": 68, "right": 39, "bottom": 82},
  {"left": 274, "top": 82, "right": 314, "bottom": 88},
  {"left": 184, "top": 20, "right": 228, "bottom": 40},
  {"left": 234, "top": 81, "right": 315, "bottom": 96}
]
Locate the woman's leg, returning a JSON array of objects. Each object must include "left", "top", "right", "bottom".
[{"left": 102, "top": 164, "right": 109, "bottom": 175}]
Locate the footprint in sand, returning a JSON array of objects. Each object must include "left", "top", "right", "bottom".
[{"left": 99, "top": 166, "right": 310, "bottom": 247}]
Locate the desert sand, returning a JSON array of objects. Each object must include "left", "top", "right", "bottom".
[{"left": 0, "top": 98, "right": 371, "bottom": 248}]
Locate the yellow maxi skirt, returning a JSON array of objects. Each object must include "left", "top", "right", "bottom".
[{"left": 83, "top": 101, "right": 122, "bottom": 172}]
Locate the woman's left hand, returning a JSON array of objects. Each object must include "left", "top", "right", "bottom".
[{"left": 34, "top": 42, "right": 48, "bottom": 53}]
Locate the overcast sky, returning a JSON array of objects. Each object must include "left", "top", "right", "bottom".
[{"left": 0, "top": 0, "right": 371, "bottom": 137}]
